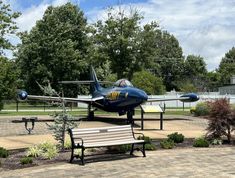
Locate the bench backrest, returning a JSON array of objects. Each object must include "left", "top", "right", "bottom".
[{"left": 69, "top": 125, "right": 135, "bottom": 146}]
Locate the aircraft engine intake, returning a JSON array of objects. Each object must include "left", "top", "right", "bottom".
[{"left": 18, "top": 91, "right": 28, "bottom": 100}]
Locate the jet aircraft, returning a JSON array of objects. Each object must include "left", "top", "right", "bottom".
[{"left": 18, "top": 67, "right": 199, "bottom": 123}]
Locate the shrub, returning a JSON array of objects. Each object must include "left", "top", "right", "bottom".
[
  {"left": 132, "top": 70, "right": 165, "bottom": 95},
  {"left": 138, "top": 136, "right": 151, "bottom": 143},
  {"left": 38, "top": 142, "right": 55, "bottom": 152},
  {"left": 26, "top": 142, "right": 58, "bottom": 160},
  {"left": 190, "top": 107, "right": 196, "bottom": 114},
  {"left": 26, "top": 145, "right": 42, "bottom": 157},
  {"left": 210, "top": 138, "right": 222, "bottom": 145},
  {"left": 0, "top": 147, "right": 9, "bottom": 158},
  {"left": 144, "top": 144, "right": 157, "bottom": 150},
  {"left": 107, "top": 144, "right": 131, "bottom": 153},
  {"left": 193, "top": 137, "right": 209, "bottom": 147},
  {"left": 20, "top": 156, "right": 33, "bottom": 165},
  {"left": 160, "top": 139, "right": 175, "bottom": 149},
  {"left": 41, "top": 146, "right": 58, "bottom": 160},
  {"left": 167, "top": 132, "right": 184, "bottom": 143},
  {"left": 206, "top": 99, "right": 235, "bottom": 143},
  {"left": 64, "top": 139, "right": 72, "bottom": 149},
  {"left": 38, "top": 142, "right": 58, "bottom": 160},
  {"left": 194, "top": 102, "right": 210, "bottom": 116},
  {"left": 138, "top": 136, "right": 157, "bottom": 150}
]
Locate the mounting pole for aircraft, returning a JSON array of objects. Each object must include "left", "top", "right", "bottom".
[
  {"left": 88, "top": 104, "right": 94, "bottom": 120},
  {"left": 160, "top": 112, "right": 163, "bottom": 130}
]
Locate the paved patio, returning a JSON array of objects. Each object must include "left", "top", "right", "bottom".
[
  {"left": 1, "top": 147, "right": 235, "bottom": 178},
  {"left": 0, "top": 115, "right": 208, "bottom": 149}
]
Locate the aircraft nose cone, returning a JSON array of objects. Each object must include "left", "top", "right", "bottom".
[
  {"left": 136, "top": 90, "right": 148, "bottom": 102},
  {"left": 18, "top": 91, "right": 28, "bottom": 100},
  {"left": 140, "top": 91, "right": 148, "bottom": 101}
]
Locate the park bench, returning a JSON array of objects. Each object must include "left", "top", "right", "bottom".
[{"left": 68, "top": 125, "right": 146, "bottom": 165}]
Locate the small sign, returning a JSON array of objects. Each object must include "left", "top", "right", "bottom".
[{"left": 140, "top": 105, "right": 163, "bottom": 113}]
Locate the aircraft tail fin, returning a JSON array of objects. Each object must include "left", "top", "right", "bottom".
[
  {"left": 90, "top": 66, "right": 102, "bottom": 92},
  {"left": 59, "top": 66, "right": 104, "bottom": 92}
]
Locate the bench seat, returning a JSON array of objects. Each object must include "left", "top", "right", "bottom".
[{"left": 68, "top": 125, "right": 146, "bottom": 165}]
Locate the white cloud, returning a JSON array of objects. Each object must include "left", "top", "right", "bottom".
[
  {"left": 16, "top": 3, "right": 49, "bottom": 32},
  {"left": 86, "top": 0, "right": 235, "bottom": 71},
  {"left": 15, "top": 0, "right": 73, "bottom": 32}
]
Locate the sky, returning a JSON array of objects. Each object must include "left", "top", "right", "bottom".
[{"left": 4, "top": 0, "right": 235, "bottom": 71}]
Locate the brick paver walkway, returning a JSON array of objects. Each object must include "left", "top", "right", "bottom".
[{"left": 1, "top": 147, "right": 235, "bottom": 178}]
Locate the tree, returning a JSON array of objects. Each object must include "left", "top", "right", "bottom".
[
  {"left": 178, "top": 81, "right": 197, "bottom": 93},
  {"left": 0, "top": 0, "right": 20, "bottom": 54},
  {"left": 183, "top": 55, "right": 207, "bottom": 91},
  {"left": 16, "top": 3, "right": 90, "bottom": 96},
  {"left": 38, "top": 82, "right": 77, "bottom": 150},
  {"left": 218, "top": 47, "right": 235, "bottom": 85},
  {"left": 205, "top": 71, "right": 221, "bottom": 92},
  {"left": 140, "top": 24, "right": 184, "bottom": 91},
  {"left": 206, "top": 99, "right": 235, "bottom": 143},
  {"left": 0, "top": 56, "right": 19, "bottom": 110},
  {"left": 92, "top": 8, "right": 143, "bottom": 80},
  {"left": 131, "top": 70, "right": 165, "bottom": 95}
]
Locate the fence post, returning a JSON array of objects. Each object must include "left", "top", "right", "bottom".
[
  {"left": 44, "top": 101, "right": 46, "bottom": 112},
  {"left": 16, "top": 100, "right": 19, "bottom": 112}
]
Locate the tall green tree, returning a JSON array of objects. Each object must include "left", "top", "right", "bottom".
[
  {"left": 183, "top": 55, "right": 207, "bottom": 91},
  {"left": 0, "top": 56, "right": 19, "bottom": 110},
  {"left": 0, "top": 1, "right": 20, "bottom": 110},
  {"left": 218, "top": 47, "right": 235, "bottom": 85},
  {"left": 16, "top": 3, "right": 90, "bottom": 96},
  {"left": 205, "top": 71, "right": 221, "bottom": 92},
  {"left": 139, "top": 22, "right": 184, "bottom": 91},
  {"left": 92, "top": 8, "right": 143, "bottom": 80},
  {"left": 0, "top": 0, "right": 20, "bottom": 54},
  {"left": 156, "top": 31, "right": 184, "bottom": 91}
]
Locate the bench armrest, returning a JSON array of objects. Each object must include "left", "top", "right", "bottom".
[
  {"left": 133, "top": 132, "right": 145, "bottom": 139},
  {"left": 73, "top": 137, "right": 84, "bottom": 147}
]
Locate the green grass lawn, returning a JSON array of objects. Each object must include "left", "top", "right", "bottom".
[
  {"left": 3, "top": 102, "right": 62, "bottom": 110},
  {"left": 0, "top": 109, "right": 191, "bottom": 116}
]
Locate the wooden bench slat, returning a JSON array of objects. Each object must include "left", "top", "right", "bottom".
[
  {"left": 72, "top": 128, "right": 132, "bottom": 135},
  {"left": 73, "top": 135, "right": 134, "bottom": 141},
  {"left": 71, "top": 125, "right": 131, "bottom": 132},
  {"left": 72, "top": 129, "right": 132, "bottom": 136},
  {"left": 83, "top": 139, "right": 144, "bottom": 148},
  {"left": 72, "top": 130, "right": 133, "bottom": 138},
  {"left": 74, "top": 136, "right": 134, "bottom": 144}
]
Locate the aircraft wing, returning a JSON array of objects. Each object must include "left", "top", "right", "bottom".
[
  {"left": 147, "top": 93, "right": 199, "bottom": 103},
  {"left": 18, "top": 91, "right": 104, "bottom": 104},
  {"left": 59, "top": 80, "right": 113, "bottom": 84}
]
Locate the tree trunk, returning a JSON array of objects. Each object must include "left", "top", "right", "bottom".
[{"left": 227, "top": 125, "right": 231, "bottom": 144}]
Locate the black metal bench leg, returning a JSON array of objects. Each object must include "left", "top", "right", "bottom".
[
  {"left": 81, "top": 148, "right": 85, "bottom": 165},
  {"left": 130, "top": 143, "right": 135, "bottom": 155},
  {"left": 143, "top": 143, "right": 146, "bottom": 157},
  {"left": 70, "top": 148, "right": 74, "bottom": 163}
]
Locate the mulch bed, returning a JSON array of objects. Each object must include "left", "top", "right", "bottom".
[{"left": 0, "top": 149, "right": 71, "bottom": 171}]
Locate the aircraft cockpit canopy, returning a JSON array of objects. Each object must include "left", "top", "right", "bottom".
[{"left": 114, "top": 79, "right": 133, "bottom": 87}]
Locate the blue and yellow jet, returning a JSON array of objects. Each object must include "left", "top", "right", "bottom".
[{"left": 18, "top": 67, "right": 199, "bottom": 123}]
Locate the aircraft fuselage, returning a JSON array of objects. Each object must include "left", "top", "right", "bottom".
[{"left": 91, "top": 86, "right": 148, "bottom": 114}]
